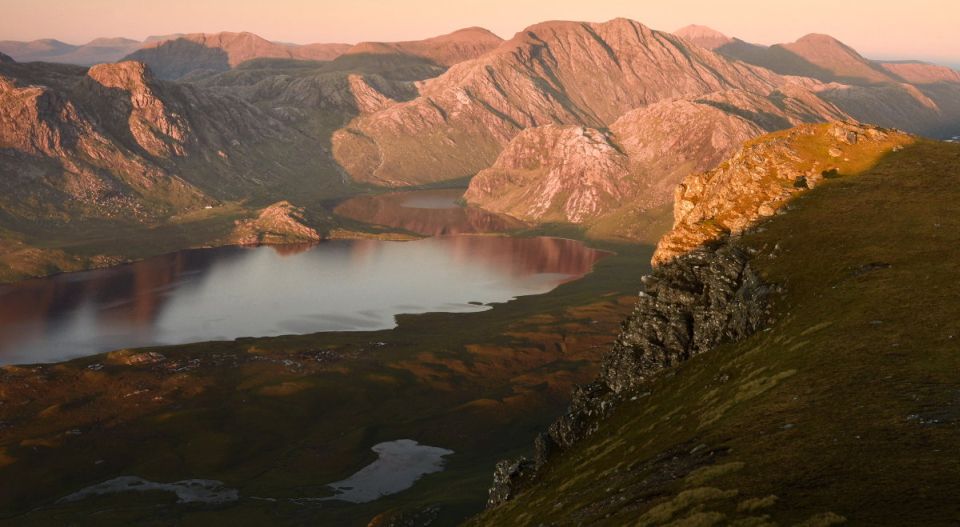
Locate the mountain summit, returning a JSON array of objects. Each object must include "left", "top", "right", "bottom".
[{"left": 674, "top": 24, "right": 733, "bottom": 50}]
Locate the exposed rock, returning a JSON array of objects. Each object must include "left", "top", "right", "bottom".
[
  {"left": 464, "top": 125, "right": 632, "bottom": 223},
  {"left": 653, "top": 122, "right": 914, "bottom": 265},
  {"left": 333, "top": 18, "right": 794, "bottom": 187},
  {"left": 487, "top": 244, "right": 771, "bottom": 507},
  {"left": 87, "top": 61, "right": 191, "bottom": 157},
  {"left": 464, "top": 93, "right": 844, "bottom": 224},
  {"left": 229, "top": 201, "right": 321, "bottom": 246},
  {"left": 0, "top": 59, "right": 338, "bottom": 232},
  {"left": 348, "top": 74, "right": 398, "bottom": 114},
  {"left": 484, "top": 122, "right": 914, "bottom": 508}
]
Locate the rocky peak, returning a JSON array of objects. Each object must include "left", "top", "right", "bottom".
[
  {"left": 781, "top": 34, "right": 896, "bottom": 84},
  {"left": 674, "top": 24, "right": 733, "bottom": 50},
  {"left": 653, "top": 122, "right": 914, "bottom": 265},
  {"left": 87, "top": 60, "right": 157, "bottom": 91},
  {"left": 0, "top": 76, "right": 91, "bottom": 156},
  {"left": 86, "top": 61, "right": 191, "bottom": 157}
]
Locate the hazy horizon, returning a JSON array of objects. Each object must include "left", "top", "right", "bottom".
[{"left": 1, "top": 0, "right": 958, "bottom": 66}]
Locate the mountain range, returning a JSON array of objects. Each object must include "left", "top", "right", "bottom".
[{"left": 2, "top": 19, "right": 960, "bottom": 279}]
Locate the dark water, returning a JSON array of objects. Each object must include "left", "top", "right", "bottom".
[
  {"left": 0, "top": 235, "right": 605, "bottom": 365},
  {"left": 335, "top": 189, "right": 527, "bottom": 236}
]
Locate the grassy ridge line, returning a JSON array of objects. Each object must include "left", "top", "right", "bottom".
[{"left": 470, "top": 138, "right": 960, "bottom": 525}]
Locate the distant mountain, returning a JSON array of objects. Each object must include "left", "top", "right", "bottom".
[
  {"left": 124, "top": 28, "right": 501, "bottom": 80},
  {"left": 687, "top": 26, "right": 960, "bottom": 88},
  {"left": 879, "top": 60, "right": 960, "bottom": 84},
  {"left": 675, "top": 28, "right": 960, "bottom": 139},
  {"left": 333, "top": 19, "right": 807, "bottom": 188},
  {"left": 779, "top": 33, "right": 898, "bottom": 84},
  {"left": 342, "top": 27, "right": 503, "bottom": 67},
  {"left": 0, "top": 52, "right": 13, "bottom": 64},
  {"left": 674, "top": 24, "right": 733, "bottom": 50},
  {"left": 124, "top": 32, "right": 351, "bottom": 79},
  {"left": 0, "top": 37, "right": 142, "bottom": 65}
]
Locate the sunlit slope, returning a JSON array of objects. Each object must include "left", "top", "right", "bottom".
[{"left": 472, "top": 137, "right": 960, "bottom": 525}]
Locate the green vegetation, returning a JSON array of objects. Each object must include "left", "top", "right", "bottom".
[
  {"left": 472, "top": 140, "right": 960, "bottom": 525},
  {"left": 0, "top": 234, "right": 655, "bottom": 526}
]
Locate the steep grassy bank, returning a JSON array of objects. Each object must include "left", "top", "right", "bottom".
[{"left": 472, "top": 138, "right": 960, "bottom": 525}]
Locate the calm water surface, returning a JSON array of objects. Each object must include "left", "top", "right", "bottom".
[{"left": 0, "top": 235, "right": 605, "bottom": 365}]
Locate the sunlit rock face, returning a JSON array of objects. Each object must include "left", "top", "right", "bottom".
[{"left": 653, "top": 122, "right": 914, "bottom": 265}]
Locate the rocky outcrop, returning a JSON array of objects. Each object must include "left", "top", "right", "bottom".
[
  {"left": 487, "top": 243, "right": 771, "bottom": 507},
  {"left": 463, "top": 125, "right": 633, "bottom": 223},
  {"left": 228, "top": 201, "right": 321, "bottom": 245},
  {"left": 464, "top": 91, "right": 846, "bottom": 224},
  {"left": 653, "top": 122, "right": 914, "bottom": 264},
  {"left": 87, "top": 61, "right": 191, "bottom": 157}
]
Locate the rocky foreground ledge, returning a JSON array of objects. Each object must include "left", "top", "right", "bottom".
[{"left": 483, "top": 122, "right": 915, "bottom": 508}]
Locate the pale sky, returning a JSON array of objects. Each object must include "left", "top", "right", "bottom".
[{"left": 1, "top": 0, "right": 958, "bottom": 64}]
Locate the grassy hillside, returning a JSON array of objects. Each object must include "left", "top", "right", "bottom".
[{"left": 471, "top": 139, "right": 960, "bottom": 525}]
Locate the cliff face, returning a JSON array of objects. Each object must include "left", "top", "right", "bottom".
[{"left": 487, "top": 243, "right": 771, "bottom": 507}]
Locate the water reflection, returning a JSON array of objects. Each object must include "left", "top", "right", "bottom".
[
  {"left": 0, "top": 236, "right": 605, "bottom": 365},
  {"left": 335, "top": 189, "right": 526, "bottom": 236}
]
